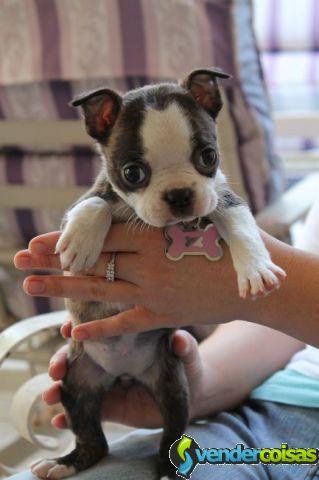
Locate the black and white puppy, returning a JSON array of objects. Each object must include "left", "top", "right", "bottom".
[{"left": 31, "top": 69, "right": 286, "bottom": 480}]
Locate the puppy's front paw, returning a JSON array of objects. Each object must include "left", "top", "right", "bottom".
[
  {"left": 31, "top": 459, "right": 76, "bottom": 479},
  {"left": 237, "top": 261, "right": 286, "bottom": 299},
  {"left": 56, "top": 224, "right": 104, "bottom": 273},
  {"left": 56, "top": 197, "right": 111, "bottom": 273}
]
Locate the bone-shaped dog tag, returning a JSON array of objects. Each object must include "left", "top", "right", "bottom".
[{"left": 165, "top": 222, "right": 223, "bottom": 261}]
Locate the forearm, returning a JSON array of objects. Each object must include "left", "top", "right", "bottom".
[
  {"left": 241, "top": 233, "right": 319, "bottom": 345},
  {"left": 194, "top": 320, "right": 304, "bottom": 418},
  {"left": 17, "top": 227, "right": 319, "bottom": 347}
]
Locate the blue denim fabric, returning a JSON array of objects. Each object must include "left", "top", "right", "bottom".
[{"left": 9, "top": 400, "right": 319, "bottom": 480}]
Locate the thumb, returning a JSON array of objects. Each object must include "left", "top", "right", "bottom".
[
  {"left": 72, "top": 305, "right": 169, "bottom": 340},
  {"left": 172, "top": 330, "right": 203, "bottom": 393}
]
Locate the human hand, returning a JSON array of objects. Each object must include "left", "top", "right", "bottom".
[
  {"left": 44, "top": 327, "right": 208, "bottom": 429},
  {"left": 14, "top": 226, "right": 244, "bottom": 339}
]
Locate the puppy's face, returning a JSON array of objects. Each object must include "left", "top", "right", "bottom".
[{"left": 72, "top": 69, "right": 230, "bottom": 227}]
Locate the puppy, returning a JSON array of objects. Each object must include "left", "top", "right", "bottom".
[{"left": 31, "top": 68, "right": 286, "bottom": 480}]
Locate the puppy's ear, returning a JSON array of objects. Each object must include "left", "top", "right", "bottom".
[
  {"left": 181, "top": 68, "right": 231, "bottom": 119},
  {"left": 71, "top": 89, "right": 122, "bottom": 141}
]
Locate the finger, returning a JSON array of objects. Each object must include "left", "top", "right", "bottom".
[
  {"left": 42, "top": 382, "right": 62, "bottom": 405},
  {"left": 72, "top": 305, "right": 169, "bottom": 341},
  {"left": 27, "top": 226, "right": 163, "bottom": 255},
  {"left": 23, "top": 275, "right": 140, "bottom": 303},
  {"left": 52, "top": 413, "right": 68, "bottom": 429},
  {"left": 29, "top": 232, "right": 61, "bottom": 255},
  {"left": 171, "top": 330, "right": 203, "bottom": 384},
  {"left": 48, "top": 344, "right": 69, "bottom": 380},
  {"left": 14, "top": 250, "right": 61, "bottom": 270},
  {"left": 171, "top": 329, "right": 193, "bottom": 357},
  {"left": 101, "top": 223, "right": 164, "bottom": 253},
  {"left": 86, "top": 252, "right": 140, "bottom": 283},
  {"left": 60, "top": 321, "right": 72, "bottom": 339},
  {"left": 15, "top": 250, "right": 140, "bottom": 284}
]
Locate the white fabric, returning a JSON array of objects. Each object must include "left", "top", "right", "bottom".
[
  {"left": 287, "top": 346, "right": 319, "bottom": 379},
  {"left": 286, "top": 198, "right": 319, "bottom": 378}
]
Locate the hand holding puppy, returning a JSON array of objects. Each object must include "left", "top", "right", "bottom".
[
  {"left": 43, "top": 326, "right": 209, "bottom": 430},
  {"left": 15, "top": 225, "right": 287, "bottom": 344}
]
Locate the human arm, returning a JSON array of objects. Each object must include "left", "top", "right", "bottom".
[
  {"left": 195, "top": 320, "right": 304, "bottom": 416},
  {"left": 15, "top": 228, "right": 319, "bottom": 346}
]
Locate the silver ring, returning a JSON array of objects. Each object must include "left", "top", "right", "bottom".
[{"left": 106, "top": 253, "right": 116, "bottom": 282}]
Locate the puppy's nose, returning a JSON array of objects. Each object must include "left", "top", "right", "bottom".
[{"left": 164, "top": 188, "right": 194, "bottom": 213}]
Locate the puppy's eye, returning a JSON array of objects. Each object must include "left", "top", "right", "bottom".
[
  {"left": 122, "top": 163, "right": 147, "bottom": 185},
  {"left": 198, "top": 148, "right": 218, "bottom": 169},
  {"left": 195, "top": 148, "right": 218, "bottom": 177}
]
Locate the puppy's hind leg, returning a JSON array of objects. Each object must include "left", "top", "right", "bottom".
[
  {"left": 31, "top": 354, "right": 114, "bottom": 480},
  {"left": 154, "top": 341, "right": 189, "bottom": 480}
]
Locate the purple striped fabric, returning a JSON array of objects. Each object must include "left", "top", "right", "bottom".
[
  {"left": 205, "top": 2, "right": 235, "bottom": 76},
  {"left": 1, "top": 146, "right": 79, "bottom": 321},
  {"left": 206, "top": 0, "right": 270, "bottom": 212},
  {"left": 3, "top": 149, "right": 37, "bottom": 251},
  {"left": 34, "top": 0, "right": 61, "bottom": 79},
  {"left": 255, "top": 0, "right": 319, "bottom": 53},
  {"left": 0, "top": 88, "right": 4, "bottom": 119},
  {"left": 73, "top": 146, "right": 95, "bottom": 186},
  {"left": 5, "top": 147, "right": 24, "bottom": 184},
  {"left": 268, "top": 0, "right": 279, "bottom": 52},
  {"left": 50, "top": 81, "right": 78, "bottom": 119},
  {"left": 206, "top": 1, "right": 259, "bottom": 209},
  {"left": 4, "top": 148, "right": 39, "bottom": 245},
  {"left": 118, "top": 0, "right": 147, "bottom": 75},
  {"left": 313, "top": 0, "right": 319, "bottom": 51},
  {"left": 15, "top": 209, "right": 37, "bottom": 245}
]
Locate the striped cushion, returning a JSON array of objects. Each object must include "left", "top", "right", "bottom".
[
  {"left": 0, "top": 146, "right": 101, "bottom": 320},
  {"left": 0, "top": 0, "right": 232, "bottom": 86}
]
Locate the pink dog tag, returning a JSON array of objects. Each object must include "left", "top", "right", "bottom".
[{"left": 165, "top": 222, "right": 223, "bottom": 261}]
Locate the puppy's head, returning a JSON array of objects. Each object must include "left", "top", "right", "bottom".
[{"left": 72, "top": 68, "right": 231, "bottom": 227}]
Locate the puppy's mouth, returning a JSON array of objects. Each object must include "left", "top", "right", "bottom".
[
  {"left": 141, "top": 214, "right": 199, "bottom": 228},
  {"left": 165, "top": 214, "right": 198, "bottom": 226},
  {"left": 133, "top": 195, "right": 217, "bottom": 228}
]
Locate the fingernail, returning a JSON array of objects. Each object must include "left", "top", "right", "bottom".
[
  {"left": 31, "top": 242, "right": 46, "bottom": 254},
  {"left": 49, "top": 359, "right": 56, "bottom": 370},
  {"left": 26, "top": 279, "right": 45, "bottom": 294},
  {"left": 16, "top": 254, "right": 32, "bottom": 269},
  {"left": 72, "top": 329, "right": 89, "bottom": 341},
  {"left": 60, "top": 324, "right": 67, "bottom": 338}
]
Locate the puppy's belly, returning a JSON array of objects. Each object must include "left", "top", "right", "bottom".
[{"left": 83, "top": 333, "right": 159, "bottom": 378}]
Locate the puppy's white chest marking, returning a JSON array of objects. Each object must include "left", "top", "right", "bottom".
[{"left": 83, "top": 334, "right": 158, "bottom": 378}]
